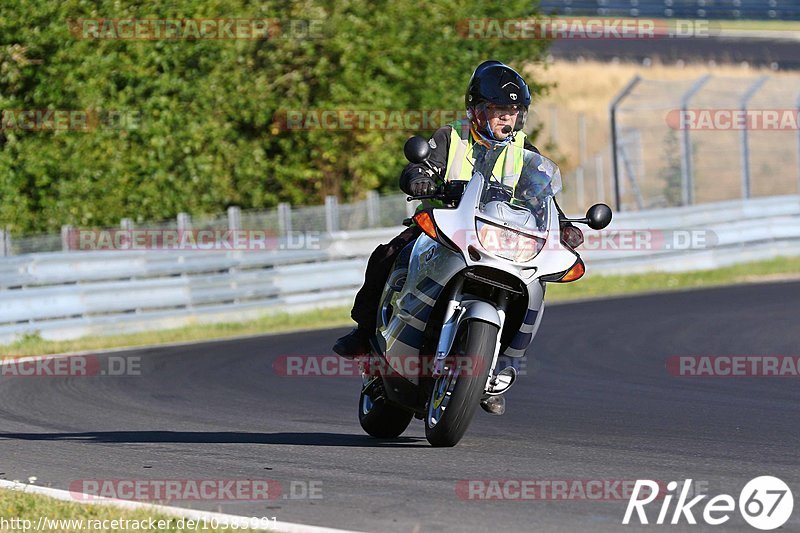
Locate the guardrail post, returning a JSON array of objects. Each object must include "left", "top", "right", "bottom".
[
  {"left": 739, "top": 76, "right": 769, "bottom": 200},
  {"left": 227, "top": 206, "right": 241, "bottom": 231},
  {"left": 226, "top": 206, "right": 242, "bottom": 275},
  {"left": 1, "top": 227, "right": 12, "bottom": 256},
  {"left": 679, "top": 74, "right": 712, "bottom": 206},
  {"left": 278, "top": 202, "right": 292, "bottom": 237},
  {"left": 325, "top": 195, "right": 339, "bottom": 233},
  {"left": 366, "top": 191, "right": 379, "bottom": 227},
  {"left": 61, "top": 225, "right": 73, "bottom": 252}
]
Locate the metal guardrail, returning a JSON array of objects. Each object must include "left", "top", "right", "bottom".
[
  {"left": 0, "top": 192, "right": 419, "bottom": 257},
  {"left": 0, "top": 195, "right": 798, "bottom": 345}
]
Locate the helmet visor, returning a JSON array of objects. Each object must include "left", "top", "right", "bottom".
[{"left": 472, "top": 102, "right": 528, "bottom": 133}]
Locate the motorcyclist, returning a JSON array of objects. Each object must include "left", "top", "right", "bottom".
[{"left": 334, "top": 62, "right": 568, "bottom": 415}]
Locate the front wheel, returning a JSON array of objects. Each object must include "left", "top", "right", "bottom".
[
  {"left": 425, "top": 320, "right": 498, "bottom": 447},
  {"left": 358, "top": 379, "right": 414, "bottom": 438}
]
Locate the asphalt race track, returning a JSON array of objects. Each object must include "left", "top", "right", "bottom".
[{"left": 1, "top": 281, "right": 799, "bottom": 532}]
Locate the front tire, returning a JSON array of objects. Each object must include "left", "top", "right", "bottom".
[
  {"left": 358, "top": 379, "right": 414, "bottom": 438},
  {"left": 425, "top": 320, "right": 498, "bottom": 447}
]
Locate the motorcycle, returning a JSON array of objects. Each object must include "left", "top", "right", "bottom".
[{"left": 357, "top": 136, "right": 612, "bottom": 447}]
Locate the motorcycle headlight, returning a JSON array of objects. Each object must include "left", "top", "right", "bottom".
[{"left": 476, "top": 219, "right": 545, "bottom": 262}]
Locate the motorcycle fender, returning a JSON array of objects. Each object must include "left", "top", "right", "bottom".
[{"left": 436, "top": 299, "right": 501, "bottom": 360}]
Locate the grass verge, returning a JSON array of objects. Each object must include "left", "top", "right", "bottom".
[
  {"left": 0, "top": 307, "right": 354, "bottom": 357},
  {"left": 710, "top": 19, "right": 800, "bottom": 32},
  {"left": 0, "top": 487, "right": 261, "bottom": 532},
  {"left": 2, "top": 256, "right": 799, "bottom": 357},
  {"left": 546, "top": 255, "right": 800, "bottom": 301}
]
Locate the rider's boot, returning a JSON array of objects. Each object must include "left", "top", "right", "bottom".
[
  {"left": 480, "top": 395, "right": 506, "bottom": 416},
  {"left": 332, "top": 326, "right": 371, "bottom": 358}
]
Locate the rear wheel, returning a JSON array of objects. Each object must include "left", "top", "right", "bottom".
[
  {"left": 425, "top": 320, "right": 498, "bottom": 447},
  {"left": 358, "top": 378, "right": 414, "bottom": 438}
]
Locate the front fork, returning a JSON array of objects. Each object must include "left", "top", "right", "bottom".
[
  {"left": 432, "top": 277, "right": 464, "bottom": 378},
  {"left": 432, "top": 280, "right": 510, "bottom": 394},
  {"left": 485, "top": 290, "right": 509, "bottom": 392}
]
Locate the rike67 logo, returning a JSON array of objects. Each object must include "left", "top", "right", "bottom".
[{"left": 623, "top": 477, "right": 793, "bottom": 530}]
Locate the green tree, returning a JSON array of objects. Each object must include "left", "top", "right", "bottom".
[{"left": 0, "top": 0, "right": 548, "bottom": 234}]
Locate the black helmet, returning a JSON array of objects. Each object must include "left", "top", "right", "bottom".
[{"left": 465, "top": 60, "right": 531, "bottom": 133}]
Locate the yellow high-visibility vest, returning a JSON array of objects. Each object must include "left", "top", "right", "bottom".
[
  {"left": 445, "top": 119, "right": 526, "bottom": 185},
  {"left": 419, "top": 119, "right": 527, "bottom": 211}
]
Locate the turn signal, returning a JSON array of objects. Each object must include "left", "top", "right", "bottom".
[
  {"left": 413, "top": 210, "right": 437, "bottom": 240},
  {"left": 561, "top": 225, "right": 584, "bottom": 249},
  {"left": 561, "top": 260, "right": 585, "bottom": 282},
  {"left": 541, "top": 258, "right": 586, "bottom": 283}
]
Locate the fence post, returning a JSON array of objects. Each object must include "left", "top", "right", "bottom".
[
  {"left": 578, "top": 112, "right": 587, "bottom": 166},
  {"left": 679, "top": 74, "right": 712, "bottom": 206},
  {"left": 797, "top": 92, "right": 800, "bottom": 193},
  {"left": 366, "top": 191, "right": 379, "bottom": 227},
  {"left": 609, "top": 75, "right": 641, "bottom": 212},
  {"left": 576, "top": 167, "right": 586, "bottom": 208},
  {"left": 595, "top": 153, "right": 605, "bottom": 202},
  {"left": 739, "top": 76, "right": 769, "bottom": 200},
  {"left": 618, "top": 140, "right": 645, "bottom": 210},
  {"left": 278, "top": 202, "right": 292, "bottom": 237},
  {"left": 548, "top": 106, "right": 559, "bottom": 146},
  {"left": 227, "top": 206, "right": 241, "bottom": 231},
  {"left": 177, "top": 212, "right": 192, "bottom": 231},
  {"left": 61, "top": 225, "right": 73, "bottom": 252},
  {"left": 325, "top": 195, "right": 339, "bottom": 233},
  {"left": 120, "top": 218, "right": 133, "bottom": 230},
  {"left": 225, "top": 207, "right": 242, "bottom": 269},
  {"left": 1, "top": 227, "right": 12, "bottom": 256}
]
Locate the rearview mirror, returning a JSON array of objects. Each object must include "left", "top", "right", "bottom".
[
  {"left": 586, "top": 203, "right": 612, "bottom": 230},
  {"left": 404, "top": 136, "right": 430, "bottom": 164}
]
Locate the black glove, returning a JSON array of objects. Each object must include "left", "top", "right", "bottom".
[
  {"left": 402, "top": 166, "right": 439, "bottom": 196},
  {"left": 410, "top": 176, "right": 436, "bottom": 196}
]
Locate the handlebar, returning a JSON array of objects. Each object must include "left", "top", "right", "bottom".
[{"left": 406, "top": 181, "right": 467, "bottom": 204}]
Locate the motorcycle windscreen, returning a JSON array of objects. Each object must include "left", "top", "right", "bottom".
[{"left": 474, "top": 148, "right": 562, "bottom": 262}]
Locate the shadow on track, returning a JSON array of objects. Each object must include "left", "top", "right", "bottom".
[{"left": 0, "top": 431, "right": 427, "bottom": 447}]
